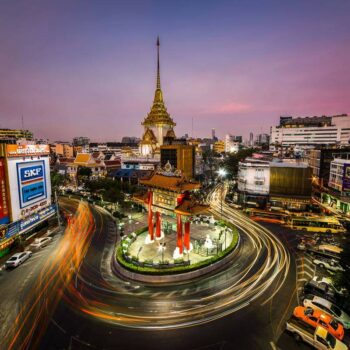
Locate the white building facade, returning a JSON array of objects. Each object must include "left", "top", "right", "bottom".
[
  {"left": 237, "top": 159, "right": 270, "bottom": 195},
  {"left": 270, "top": 114, "right": 350, "bottom": 147}
]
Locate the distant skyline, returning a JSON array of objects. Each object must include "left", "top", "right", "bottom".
[{"left": 0, "top": 0, "right": 349, "bottom": 142}]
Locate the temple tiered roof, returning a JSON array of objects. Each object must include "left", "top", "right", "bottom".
[
  {"left": 139, "top": 173, "right": 200, "bottom": 192},
  {"left": 142, "top": 37, "right": 175, "bottom": 128}
]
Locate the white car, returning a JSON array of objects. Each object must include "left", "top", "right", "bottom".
[
  {"left": 313, "top": 258, "right": 345, "bottom": 272},
  {"left": 312, "top": 276, "right": 348, "bottom": 296},
  {"left": 29, "top": 236, "right": 52, "bottom": 250},
  {"left": 303, "top": 295, "right": 350, "bottom": 329},
  {"left": 5, "top": 251, "right": 32, "bottom": 268}
]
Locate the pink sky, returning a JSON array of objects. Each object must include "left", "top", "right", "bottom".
[{"left": 0, "top": 1, "right": 349, "bottom": 142}]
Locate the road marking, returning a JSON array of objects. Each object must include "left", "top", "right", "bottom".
[{"left": 270, "top": 341, "right": 278, "bottom": 350}]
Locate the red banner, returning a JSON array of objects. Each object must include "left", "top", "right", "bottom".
[{"left": 0, "top": 159, "right": 9, "bottom": 224}]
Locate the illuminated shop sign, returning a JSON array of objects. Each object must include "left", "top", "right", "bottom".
[
  {"left": 3, "top": 204, "right": 56, "bottom": 240},
  {"left": 6, "top": 144, "right": 50, "bottom": 157},
  {"left": 0, "top": 159, "right": 9, "bottom": 224}
]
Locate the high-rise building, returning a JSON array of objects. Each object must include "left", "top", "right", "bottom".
[
  {"left": 73, "top": 136, "right": 90, "bottom": 147},
  {"left": 139, "top": 37, "right": 176, "bottom": 156},
  {"left": 249, "top": 132, "right": 254, "bottom": 147},
  {"left": 225, "top": 134, "right": 240, "bottom": 153},
  {"left": 0, "top": 128, "right": 33, "bottom": 141},
  {"left": 255, "top": 133, "right": 270, "bottom": 146},
  {"left": 270, "top": 114, "right": 350, "bottom": 147},
  {"left": 212, "top": 128, "right": 216, "bottom": 140}
]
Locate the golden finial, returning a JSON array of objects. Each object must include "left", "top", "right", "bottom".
[{"left": 156, "top": 36, "right": 161, "bottom": 90}]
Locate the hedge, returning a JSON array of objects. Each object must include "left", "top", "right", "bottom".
[{"left": 116, "top": 221, "right": 240, "bottom": 275}]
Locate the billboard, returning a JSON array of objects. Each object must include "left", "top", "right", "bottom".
[
  {"left": 0, "top": 158, "right": 10, "bottom": 224},
  {"left": 5, "top": 144, "right": 50, "bottom": 157},
  {"left": 342, "top": 164, "right": 350, "bottom": 192},
  {"left": 6, "top": 156, "right": 51, "bottom": 222},
  {"left": 17, "top": 161, "right": 47, "bottom": 208},
  {"left": 3, "top": 204, "right": 56, "bottom": 240}
]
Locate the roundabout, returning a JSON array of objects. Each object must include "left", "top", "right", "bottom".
[
  {"left": 114, "top": 217, "right": 239, "bottom": 281},
  {"left": 57, "top": 184, "right": 291, "bottom": 331}
]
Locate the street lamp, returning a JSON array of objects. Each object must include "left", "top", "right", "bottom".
[
  {"left": 217, "top": 168, "right": 227, "bottom": 220},
  {"left": 158, "top": 243, "right": 166, "bottom": 264},
  {"left": 137, "top": 246, "right": 143, "bottom": 260}
]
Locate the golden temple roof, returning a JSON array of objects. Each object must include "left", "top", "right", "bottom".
[
  {"left": 165, "top": 127, "right": 176, "bottom": 139},
  {"left": 140, "top": 128, "right": 157, "bottom": 144},
  {"left": 142, "top": 37, "right": 176, "bottom": 128}
]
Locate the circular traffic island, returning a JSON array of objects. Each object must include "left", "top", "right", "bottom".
[{"left": 114, "top": 217, "right": 240, "bottom": 283}]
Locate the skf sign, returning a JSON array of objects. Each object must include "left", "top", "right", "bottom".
[
  {"left": 17, "top": 161, "right": 47, "bottom": 208},
  {"left": 21, "top": 166, "right": 43, "bottom": 182}
]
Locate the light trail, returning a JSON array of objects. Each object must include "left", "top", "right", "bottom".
[
  {"left": 5, "top": 188, "right": 291, "bottom": 350},
  {"left": 57, "top": 186, "right": 290, "bottom": 330}
]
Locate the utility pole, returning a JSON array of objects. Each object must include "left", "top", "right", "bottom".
[{"left": 55, "top": 189, "right": 62, "bottom": 229}]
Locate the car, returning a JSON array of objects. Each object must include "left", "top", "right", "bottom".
[
  {"left": 312, "top": 276, "right": 348, "bottom": 297},
  {"left": 313, "top": 258, "right": 345, "bottom": 272},
  {"left": 29, "top": 236, "right": 52, "bottom": 250},
  {"left": 293, "top": 306, "right": 345, "bottom": 340},
  {"left": 316, "top": 244, "right": 343, "bottom": 255},
  {"left": 297, "top": 242, "right": 307, "bottom": 251},
  {"left": 304, "top": 279, "right": 337, "bottom": 303},
  {"left": 303, "top": 295, "right": 350, "bottom": 329},
  {"left": 5, "top": 251, "right": 32, "bottom": 268}
]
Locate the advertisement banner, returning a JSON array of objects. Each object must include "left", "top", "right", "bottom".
[
  {"left": 0, "top": 159, "right": 10, "bottom": 224},
  {"left": 3, "top": 204, "right": 56, "bottom": 240},
  {"left": 6, "top": 157, "right": 51, "bottom": 222},
  {"left": 6, "top": 144, "right": 50, "bottom": 157},
  {"left": 17, "top": 161, "right": 47, "bottom": 208},
  {"left": 342, "top": 164, "right": 350, "bottom": 192}
]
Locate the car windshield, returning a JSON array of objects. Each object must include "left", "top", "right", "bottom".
[
  {"left": 329, "top": 319, "right": 339, "bottom": 330},
  {"left": 8, "top": 257, "right": 18, "bottom": 261},
  {"left": 326, "top": 333, "right": 336, "bottom": 348},
  {"left": 330, "top": 305, "right": 341, "bottom": 317}
]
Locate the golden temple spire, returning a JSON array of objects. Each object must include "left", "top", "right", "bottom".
[
  {"left": 142, "top": 37, "right": 176, "bottom": 128},
  {"left": 156, "top": 36, "right": 161, "bottom": 90}
]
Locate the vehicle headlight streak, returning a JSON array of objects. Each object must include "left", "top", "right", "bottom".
[
  {"left": 6, "top": 188, "right": 291, "bottom": 350},
  {"left": 61, "top": 185, "right": 290, "bottom": 330}
]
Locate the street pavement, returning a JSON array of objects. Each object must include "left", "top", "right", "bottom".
[
  {"left": 36, "top": 194, "right": 301, "bottom": 350},
  {"left": 2, "top": 192, "right": 341, "bottom": 350}
]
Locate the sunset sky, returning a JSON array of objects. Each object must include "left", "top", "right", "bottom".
[{"left": 0, "top": 0, "right": 349, "bottom": 142}]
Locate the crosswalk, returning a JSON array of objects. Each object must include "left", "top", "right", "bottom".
[{"left": 295, "top": 254, "right": 316, "bottom": 304}]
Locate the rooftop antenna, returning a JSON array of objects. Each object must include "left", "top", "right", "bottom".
[{"left": 21, "top": 114, "right": 24, "bottom": 131}]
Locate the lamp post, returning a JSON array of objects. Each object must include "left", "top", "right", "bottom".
[
  {"left": 159, "top": 243, "right": 166, "bottom": 264},
  {"left": 137, "top": 246, "right": 143, "bottom": 260},
  {"left": 217, "top": 168, "right": 227, "bottom": 220}
]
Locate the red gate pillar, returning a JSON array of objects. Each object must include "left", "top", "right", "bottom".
[
  {"left": 155, "top": 211, "right": 162, "bottom": 239},
  {"left": 147, "top": 191, "right": 154, "bottom": 242},
  {"left": 184, "top": 220, "right": 190, "bottom": 251},
  {"left": 176, "top": 214, "right": 183, "bottom": 255}
]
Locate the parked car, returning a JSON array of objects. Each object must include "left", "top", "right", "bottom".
[
  {"left": 29, "top": 236, "right": 52, "bottom": 250},
  {"left": 303, "top": 279, "right": 338, "bottom": 303},
  {"left": 5, "top": 251, "right": 32, "bottom": 268},
  {"left": 312, "top": 276, "right": 348, "bottom": 298},
  {"left": 313, "top": 258, "right": 345, "bottom": 272},
  {"left": 286, "top": 319, "right": 348, "bottom": 350},
  {"left": 303, "top": 295, "right": 350, "bottom": 329},
  {"left": 293, "top": 306, "right": 344, "bottom": 340},
  {"left": 316, "top": 244, "right": 343, "bottom": 255}
]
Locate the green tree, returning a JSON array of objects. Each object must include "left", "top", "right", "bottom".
[
  {"left": 222, "top": 148, "right": 258, "bottom": 177},
  {"left": 50, "top": 171, "right": 66, "bottom": 190}
]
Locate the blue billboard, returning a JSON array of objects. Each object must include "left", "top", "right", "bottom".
[{"left": 16, "top": 161, "right": 47, "bottom": 209}]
